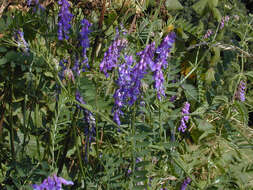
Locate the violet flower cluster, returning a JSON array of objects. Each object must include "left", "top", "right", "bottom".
[
  {"left": 79, "top": 19, "right": 91, "bottom": 71},
  {"left": 136, "top": 41, "right": 156, "bottom": 74},
  {"left": 236, "top": 80, "right": 246, "bottom": 102},
  {"left": 112, "top": 33, "right": 176, "bottom": 124},
  {"left": 204, "top": 29, "right": 213, "bottom": 39},
  {"left": 76, "top": 91, "right": 96, "bottom": 162},
  {"left": 220, "top": 16, "right": 230, "bottom": 30},
  {"left": 131, "top": 42, "right": 156, "bottom": 104},
  {"left": 16, "top": 30, "right": 29, "bottom": 53},
  {"left": 112, "top": 41, "right": 156, "bottom": 125},
  {"left": 27, "top": 0, "right": 32, "bottom": 6},
  {"left": 152, "top": 32, "right": 176, "bottom": 99},
  {"left": 100, "top": 38, "right": 128, "bottom": 77},
  {"left": 72, "top": 57, "right": 81, "bottom": 76},
  {"left": 178, "top": 102, "right": 190, "bottom": 132},
  {"left": 58, "top": 0, "right": 73, "bottom": 40},
  {"left": 180, "top": 177, "right": 191, "bottom": 190},
  {"left": 32, "top": 174, "right": 73, "bottom": 190},
  {"left": 130, "top": 41, "right": 156, "bottom": 103},
  {"left": 112, "top": 56, "right": 134, "bottom": 125}
]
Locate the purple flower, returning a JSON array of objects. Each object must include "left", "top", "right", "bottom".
[
  {"left": 180, "top": 177, "right": 191, "bottom": 190},
  {"left": 16, "top": 30, "right": 29, "bottom": 53},
  {"left": 112, "top": 42, "right": 157, "bottom": 125},
  {"left": 152, "top": 32, "right": 176, "bottom": 100},
  {"left": 100, "top": 37, "right": 128, "bottom": 77},
  {"left": 27, "top": 0, "right": 32, "bottom": 6},
  {"left": 72, "top": 58, "right": 81, "bottom": 76},
  {"left": 154, "top": 32, "right": 176, "bottom": 69},
  {"left": 32, "top": 174, "right": 73, "bottom": 190},
  {"left": 112, "top": 55, "right": 134, "bottom": 125},
  {"left": 204, "top": 29, "right": 213, "bottom": 39},
  {"left": 58, "top": 0, "right": 73, "bottom": 40},
  {"left": 220, "top": 16, "right": 230, "bottom": 30},
  {"left": 136, "top": 41, "right": 156, "bottom": 75},
  {"left": 76, "top": 91, "right": 86, "bottom": 107},
  {"left": 76, "top": 91, "right": 96, "bottom": 126},
  {"left": 58, "top": 60, "right": 67, "bottom": 81},
  {"left": 129, "top": 42, "right": 156, "bottom": 104},
  {"left": 76, "top": 91, "right": 96, "bottom": 162},
  {"left": 236, "top": 81, "right": 246, "bottom": 102},
  {"left": 178, "top": 102, "right": 190, "bottom": 132},
  {"left": 170, "top": 95, "right": 177, "bottom": 102},
  {"left": 79, "top": 19, "right": 92, "bottom": 71}
]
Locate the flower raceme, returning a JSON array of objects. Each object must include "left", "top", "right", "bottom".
[
  {"left": 152, "top": 32, "right": 176, "bottom": 100},
  {"left": 32, "top": 174, "right": 73, "bottom": 190},
  {"left": 236, "top": 80, "right": 246, "bottom": 102},
  {"left": 112, "top": 42, "right": 157, "bottom": 125},
  {"left": 75, "top": 91, "right": 96, "bottom": 162},
  {"left": 112, "top": 32, "right": 176, "bottom": 125},
  {"left": 204, "top": 29, "right": 213, "bottom": 39},
  {"left": 136, "top": 41, "right": 156, "bottom": 75},
  {"left": 112, "top": 55, "right": 134, "bottom": 125},
  {"left": 58, "top": 0, "right": 73, "bottom": 41},
  {"left": 178, "top": 102, "right": 190, "bottom": 132},
  {"left": 79, "top": 19, "right": 91, "bottom": 70},
  {"left": 131, "top": 41, "right": 156, "bottom": 103},
  {"left": 220, "top": 16, "right": 230, "bottom": 30},
  {"left": 100, "top": 38, "right": 128, "bottom": 77}
]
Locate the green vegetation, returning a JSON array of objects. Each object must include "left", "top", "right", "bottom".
[{"left": 0, "top": 0, "right": 253, "bottom": 189}]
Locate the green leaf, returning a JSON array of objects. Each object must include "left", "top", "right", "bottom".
[
  {"left": 208, "top": 0, "right": 219, "bottom": 8},
  {"left": 212, "top": 7, "right": 222, "bottom": 22},
  {"left": 205, "top": 67, "right": 215, "bottom": 84},
  {"left": 0, "top": 18, "right": 6, "bottom": 32},
  {"left": 0, "top": 57, "right": 7, "bottom": 65},
  {"left": 5, "top": 51, "right": 18, "bottom": 61},
  {"left": 134, "top": 170, "right": 148, "bottom": 177},
  {"left": 198, "top": 129, "right": 215, "bottom": 141},
  {"left": 182, "top": 84, "right": 198, "bottom": 101},
  {"left": 245, "top": 71, "right": 253, "bottom": 79},
  {"left": 192, "top": 0, "right": 208, "bottom": 15},
  {"left": 165, "top": 0, "right": 183, "bottom": 10},
  {"left": 213, "top": 96, "right": 228, "bottom": 104},
  {"left": 195, "top": 118, "right": 214, "bottom": 131},
  {"left": 44, "top": 71, "right": 54, "bottom": 78},
  {"left": 0, "top": 46, "right": 7, "bottom": 52},
  {"left": 136, "top": 161, "right": 150, "bottom": 168},
  {"left": 133, "top": 185, "right": 146, "bottom": 190},
  {"left": 148, "top": 144, "right": 165, "bottom": 151},
  {"left": 234, "top": 101, "right": 248, "bottom": 125},
  {"left": 191, "top": 103, "right": 208, "bottom": 115}
]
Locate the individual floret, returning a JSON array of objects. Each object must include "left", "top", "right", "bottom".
[
  {"left": 178, "top": 102, "right": 190, "bottom": 132},
  {"left": 58, "top": 0, "right": 73, "bottom": 40}
]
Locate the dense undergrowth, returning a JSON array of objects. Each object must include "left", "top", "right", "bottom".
[{"left": 0, "top": 0, "right": 253, "bottom": 189}]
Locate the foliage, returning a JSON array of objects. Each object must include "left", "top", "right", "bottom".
[{"left": 0, "top": 0, "right": 253, "bottom": 189}]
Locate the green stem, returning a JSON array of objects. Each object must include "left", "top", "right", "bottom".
[
  {"left": 158, "top": 101, "right": 162, "bottom": 140},
  {"left": 145, "top": 0, "right": 163, "bottom": 46},
  {"left": 74, "top": 125, "right": 85, "bottom": 178},
  {"left": 9, "top": 72, "right": 16, "bottom": 162},
  {"left": 131, "top": 105, "right": 136, "bottom": 186},
  {"left": 57, "top": 107, "right": 78, "bottom": 175}
]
